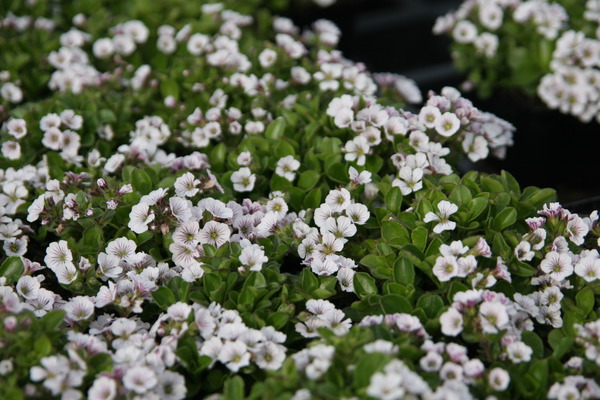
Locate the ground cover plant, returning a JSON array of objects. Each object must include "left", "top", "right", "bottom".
[
  {"left": 435, "top": 0, "right": 600, "bottom": 123},
  {"left": 1, "top": 1, "right": 600, "bottom": 399}
]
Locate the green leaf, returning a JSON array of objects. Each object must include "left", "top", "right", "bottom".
[
  {"left": 0, "top": 256, "right": 24, "bottom": 284},
  {"left": 152, "top": 287, "right": 176, "bottom": 310},
  {"left": 40, "top": 310, "right": 65, "bottom": 331},
  {"left": 360, "top": 254, "right": 389, "bottom": 269},
  {"left": 522, "top": 331, "right": 545, "bottom": 358},
  {"left": 416, "top": 294, "right": 444, "bottom": 318},
  {"left": 265, "top": 117, "right": 286, "bottom": 141},
  {"left": 492, "top": 207, "right": 517, "bottom": 231},
  {"left": 380, "top": 294, "right": 412, "bottom": 314},
  {"left": 354, "top": 272, "right": 378, "bottom": 299},
  {"left": 274, "top": 140, "right": 295, "bottom": 159},
  {"left": 576, "top": 287, "right": 594, "bottom": 317},
  {"left": 297, "top": 170, "right": 320, "bottom": 190},
  {"left": 468, "top": 197, "right": 488, "bottom": 220},
  {"left": 160, "top": 78, "right": 180, "bottom": 99},
  {"left": 449, "top": 185, "right": 472, "bottom": 207},
  {"left": 210, "top": 143, "right": 227, "bottom": 172},
  {"left": 266, "top": 312, "right": 289, "bottom": 329},
  {"left": 411, "top": 226, "right": 428, "bottom": 251},
  {"left": 480, "top": 176, "right": 505, "bottom": 193},
  {"left": 300, "top": 268, "right": 319, "bottom": 293},
  {"left": 223, "top": 376, "right": 245, "bottom": 400},
  {"left": 384, "top": 186, "right": 403, "bottom": 213},
  {"left": 381, "top": 221, "right": 409, "bottom": 244},
  {"left": 393, "top": 258, "right": 415, "bottom": 285},
  {"left": 325, "top": 162, "right": 349, "bottom": 184},
  {"left": 354, "top": 353, "right": 389, "bottom": 388},
  {"left": 80, "top": 225, "right": 104, "bottom": 255},
  {"left": 131, "top": 169, "right": 153, "bottom": 194},
  {"left": 303, "top": 188, "right": 322, "bottom": 209}
]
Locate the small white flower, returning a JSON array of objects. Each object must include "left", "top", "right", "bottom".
[
  {"left": 218, "top": 340, "right": 250, "bottom": 372},
  {"left": 540, "top": 251, "right": 573, "bottom": 281},
  {"left": 506, "top": 341, "right": 533, "bottom": 363},
  {"left": 174, "top": 172, "right": 201, "bottom": 197},
  {"left": 199, "top": 221, "right": 231, "bottom": 248},
  {"left": 345, "top": 203, "right": 370, "bottom": 225},
  {"left": 275, "top": 156, "right": 300, "bottom": 181},
  {"left": 439, "top": 307, "right": 463, "bottom": 336},
  {"left": 123, "top": 366, "right": 158, "bottom": 394},
  {"left": 128, "top": 203, "right": 155, "bottom": 234},
  {"left": 488, "top": 367, "right": 510, "bottom": 391},
  {"left": 343, "top": 136, "right": 370, "bottom": 166},
  {"left": 325, "top": 188, "right": 351, "bottom": 213},
  {"left": 434, "top": 112, "right": 461, "bottom": 137},
  {"left": 424, "top": 200, "right": 458, "bottom": 234},
  {"left": 239, "top": 245, "right": 268, "bottom": 271},
  {"left": 479, "top": 301, "right": 509, "bottom": 334},
  {"left": 64, "top": 296, "right": 95, "bottom": 321},
  {"left": 16, "top": 275, "right": 41, "bottom": 300}
]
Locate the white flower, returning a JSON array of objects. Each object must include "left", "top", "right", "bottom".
[
  {"left": 4, "top": 119, "right": 27, "bottom": 139},
  {"left": 479, "top": 301, "right": 509, "bottom": 334},
  {"left": 16, "top": 275, "right": 40, "bottom": 300},
  {"left": 424, "top": 200, "right": 458, "bottom": 234},
  {"left": 462, "top": 133, "right": 489, "bottom": 162},
  {"left": 320, "top": 216, "right": 357, "bottom": 243},
  {"left": 333, "top": 108, "right": 354, "bottom": 128},
  {"left": 311, "top": 257, "right": 338, "bottom": 276},
  {"left": 174, "top": 172, "right": 200, "bottom": 197},
  {"left": 367, "top": 372, "right": 404, "bottom": 400},
  {"left": 439, "top": 307, "right": 463, "bottom": 336},
  {"left": 325, "top": 188, "right": 351, "bottom": 213},
  {"left": 392, "top": 166, "right": 423, "bottom": 195},
  {"left": 1, "top": 141, "right": 21, "bottom": 160},
  {"left": 106, "top": 237, "right": 137, "bottom": 259},
  {"left": 199, "top": 221, "right": 231, "bottom": 248},
  {"left": 348, "top": 166, "right": 371, "bottom": 185},
  {"left": 506, "top": 341, "right": 533, "bottom": 363},
  {"left": 344, "top": 136, "right": 370, "bottom": 166},
  {"left": 433, "top": 255, "right": 459, "bottom": 282},
  {"left": 64, "top": 296, "right": 94, "bottom": 321},
  {"left": 255, "top": 342, "right": 286, "bottom": 370},
  {"left": 337, "top": 267, "right": 355, "bottom": 292},
  {"left": 575, "top": 256, "right": 600, "bottom": 282},
  {"left": 419, "top": 105, "right": 441, "bottom": 128},
  {"left": 488, "top": 367, "right": 510, "bottom": 391},
  {"left": 258, "top": 48, "right": 277, "bottom": 68},
  {"left": 266, "top": 197, "right": 288, "bottom": 220},
  {"left": 27, "top": 194, "right": 45, "bottom": 222},
  {"left": 540, "top": 251, "right": 573, "bottom": 281},
  {"left": 123, "top": 366, "right": 158, "bottom": 394},
  {"left": 88, "top": 376, "right": 117, "bottom": 400},
  {"left": 44, "top": 240, "right": 73, "bottom": 270},
  {"left": 275, "top": 156, "right": 300, "bottom": 181},
  {"left": 239, "top": 245, "right": 268, "bottom": 271},
  {"left": 434, "top": 112, "right": 461, "bottom": 137},
  {"left": 128, "top": 203, "right": 155, "bottom": 234},
  {"left": 453, "top": 20, "right": 478, "bottom": 43},
  {"left": 167, "top": 302, "right": 191, "bottom": 321},
  {"left": 346, "top": 203, "right": 370, "bottom": 225},
  {"left": 218, "top": 340, "right": 250, "bottom": 372},
  {"left": 515, "top": 241, "right": 535, "bottom": 261}
]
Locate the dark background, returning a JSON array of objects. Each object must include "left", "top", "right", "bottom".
[{"left": 285, "top": 0, "right": 600, "bottom": 213}]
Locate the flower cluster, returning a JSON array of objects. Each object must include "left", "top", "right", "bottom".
[{"left": 436, "top": 0, "right": 600, "bottom": 123}]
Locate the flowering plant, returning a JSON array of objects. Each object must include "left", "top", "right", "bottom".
[
  {"left": 435, "top": 0, "right": 600, "bottom": 123},
  {"left": 1, "top": 1, "right": 599, "bottom": 400}
]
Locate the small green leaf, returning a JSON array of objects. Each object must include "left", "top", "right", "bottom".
[
  {"left": 360, "top": 254, "right": 389, "bottom": 269},
  {"left": 303, "top": 188, "right": 322, "bottom": 209},
  {"left": 160, "top": 78, "right": 179, "bottom": 99},
  {"left": 297, "top": 170, "right": 320, "bottom": 190},
  {"left": 354, "top": 353, "right": 389, "bottom": 388},
  {"left": 266, "top": 312, "right": 289, "bottom": 329},
  {"left": 300, "top": 268, "right": 319, "bottom": 293},
  {"left": 492, "top": 207, "right": 517, "bottom": 231},
  {"left": 152, "top": 287, "right": 176, "bottom": 310},
  {"left": 131, "top": 169, "right": 153, "bottom": 194},
  {"left": 384, "top": 186, "right": 403, "bottom": 213},
  {"left": 0, "top": 256, "right": 24, "bottom": 284},
  {"left": 417, "top": 294, "right": 444, "bottom": 318},
  {"left": 223, "top": 376, "right": 245, "bottom": 400},
  {"left": 265, "top": 117, "right": 286, "bottom": 141},
  {"left": 576, "top": 287, "right": 594, "bottom": 317},
  {"left": 325, "top": 162, "right": 349, "bottom": 184},
  {"left": 354, "top": 272, "right": 378, "bottom": 299},
  {"left": 380, "top": 294, "right": 412, "bottom": 314},
  {"left": 393, "top": 258, "right": 415, "bottom": 285},
  {"left": 411, "top": 226, "right": 428, "bottom": 251}
]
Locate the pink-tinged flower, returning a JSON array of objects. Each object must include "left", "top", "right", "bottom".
[
  {"left": 419, "top": 105, "right": 441, "bottom": 128},
  {"left": 424, "top": 200, "right": 458, "bottom": 234},
  {"left": 24, "top": 288, "right": 55, "bottom": 317},
  {"left": 367, "top": 372, "right": 405, "bottom": 400},
  {"left": 172, "top": 221, "right": 201, "bottom": 245},
  {"left": 540, "top": 251, "right": 573, "bottom": 281},
  {"left": 526, "top": 217, "right": 546, "bottom": 230},
  {"left": 345, "top": 203, "right": 370, "bottom": 225},
  {"left": 333, "top": 108, "right": 354, "bottom": 128},
  {"left": 1, "top": 141, "right": 21, "bottom": 160},
  {"left": 95, "top": 282, "right": 117, "bottom": 308},
  {"left": 123, "top": 366, "right": 158, "bottom": 394},
  {"left": 432, "top": 255, "right": 460, "bottom": 282},
  {"left": 337, "top": 267, "right": 355, "bottom": 292},
  {"left": 348, "top": 166, "right": 372, "bottom": 185},
  {"left": 439, "top": 307, "right": 463, "bottom": 336},
  {"left": 199, "top": 221, "right": 230, "bottom": 248},
  {"left": 320, "top": 216, "right": 357, "bottom": 243},
  {"left": 169, "top": 242, "right": 200, "bottom": 267},
  {"left": 567, "top": 215, "right": 589, "bottom": 245},
  {"left": 27, "top": 194, "right": 45, "bottom": 222},
  {"left": 167, "top": 302, "right": 191, "bottom": 322},
  {"left": 174, "top": 172, "right": 200, "bottom": 197}
]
